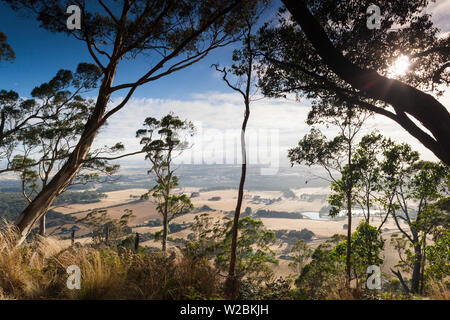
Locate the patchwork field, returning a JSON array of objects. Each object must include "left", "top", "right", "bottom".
[
  {"left": 52, "top": 188, "right": 149, "bottom": 215},
  {"left": 51, "top": 187, "right": 405, "bottom": 278}
]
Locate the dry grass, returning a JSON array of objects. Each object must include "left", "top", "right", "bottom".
[
  {"left": 427, "top": 280, "right": 450, "bottom": 300},
  {"left": 124, "top": 252, "right": 222, "bottom": 299},
  {"left": 0, "top": 223, "right": 53, "bottom": 299},
  {"left": 0, "top": 223, "right": 222, "bottom": 300}
]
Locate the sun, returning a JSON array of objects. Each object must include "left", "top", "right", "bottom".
[{"left": 387, "top": 55, "right": 411, "bottom": 78}]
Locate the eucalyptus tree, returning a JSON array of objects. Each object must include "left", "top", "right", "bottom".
[
  {"left": 387, "top": 155, "right": 449, "bottom": 294},
  {"left": 289, "top": 239, "right": 312, "bottom": 275},
  {"left": 212, "top": 10, "right": 264, "bottom": 297},
  {"left": 351, "top": 133, "right": 400, "bottom": 230},
  {"left": 258, "top": 0, "right": 450, "bottom": 165},
  {"left": 1, "top": 91, "right": 45, "bottom": 170},
  {"left": 1, "top": 64, "right": 102, "bottom": 173},
  {"left": 330, "top": 221, "right": 385, "bottom": 289},
  {"left": 424, "top": 229, "right": 450, "bottom": 289},
  {"left": 350, "top": 133, "right": 383, "bottom": 223},
  {"left": 7, "top": 67, "right": 122, "bottom": 236},
  {"left": 3, "top": 0, "right": 261, "bottom": 245},
  {"left": 288, "top": 103, "right": 371, "bottom": 285},
  {"left": 335, "top": 134, "right": 424, "bottom": 233},
  {"left": 137, "top": 114, "right": 194, "bottom": 252}
]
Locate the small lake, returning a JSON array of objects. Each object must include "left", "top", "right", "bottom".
[
  {"left": 301, "top": 210, "right": 385, "bottom": 221},
  {"left": 301, "top": 212, "right": 330, "bottom": 221}
]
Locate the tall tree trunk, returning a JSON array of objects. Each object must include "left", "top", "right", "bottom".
[
  {"left": 345, "top": 139, "right": 353, "bottom": 287},
  {"left": 346, "top": 190, "right": 352, "bottom": 286},
  {"left": 162, "top": 213, "right": 168, "bottom": 252},
  {"left": 162, "top": 167, "right": 171, "bottom": 253},
  {"left": 411, "top": 243, "right": 422, "bottom": 294},
  {"left": 14, "top": 65, "right": 118, "bottom": 246},
  {"left": 419, "top": 239, "right": 426, "bottom": 295},
  {"left": 391, "top": 268, "right": 410, "bottom": 294},
  {"left": 38, "top": 215, "right": 45, "bottom": 236},
  {"left": 226, "top": 97, "right": 251, "bottom": 299},
  {"left": 224, "top": 26, "right": 254, "bottom": 299}
]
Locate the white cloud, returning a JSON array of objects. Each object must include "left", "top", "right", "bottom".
[
  {"left": 93, "top": 93, "right": 311, "bottom": 168},
  {"left": 93, "top": 90, "right": 448, "bottom": 168},
  {"left": 426, "top": 0, "right": 450, "bottom": 33}
]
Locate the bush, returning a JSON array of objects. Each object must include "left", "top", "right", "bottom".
[
  {"left": 281, "top": 189, "right": 296, "bottom": 199},
  {"left": 146, "top": 219, "right": 162, "bottom": 227},
  {"left": 255, "top": 210, "right": 303, "bottom": 219},
  {"left": 275, "top": 229, "right": 315, "bottom": 244},
  {"left": 125, "top": 251, "right": 221, "bottom": 299}
]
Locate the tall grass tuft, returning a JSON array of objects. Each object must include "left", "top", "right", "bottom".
[{"left": 0, "top": 223, "right": 222, "bottom": 299}]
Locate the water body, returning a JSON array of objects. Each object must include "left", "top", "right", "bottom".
[
  {"left": 301, "top": 210, "right": 385, "bottom": 221},
  {"left": 301, "top": 212, "right": 330, "bottom": 221}
]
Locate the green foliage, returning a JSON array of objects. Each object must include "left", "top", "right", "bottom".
[
  {"left": 296, "top": 222, "right": 384, "bottom": 297},
  {"left": 257, "top": 1, "right": 448, "bottom": 107},
  {"left": 295, "top": 239, "right": 345, "bottom": 299},
  {"left": 239, "top": 277, "right": 293, "bottom": 300},
  {"left": 289, "top": 240, "right": 312, "bottom": 274},
  {"left": 78, "top": 209, "right": 134, "bottom": 245},
  {"left": 281, "top": 189, "right": 296, "bottom": 199},
  {"left": 218, "top": 217, "right": 278, "bottom": 282},
  {"left": 390, "top": 233, "right": 414, "bottom": 274},
  {"left": 0, "top": 32, "right": 14, "bottom": 63},
  {"left": 387, "top": 156, "right": 449, "bottom": 293},
  {"left": 319, "top": 204, "right": 331, "bottom": 215},
  {"left": 1, "top": 67, "right": 119, "bottom": 234},
  {"left": 0, "top": 191, "right": 102, "bottom": 222},
  {"left": 425, "top": 229, "right": 450, "bottom": 282},
  {"left": 242, "top": 206, "right": 252, "bottom": 217},
  {"left": 331, "top": 222, "right": 385, "bottom": 281},
  {"left": 254, "top": 209, "right": 303, "bottom": 219},
  {"left": 185, "top": 214, "right": 277, "bottom": 284},
  {"left": 44, "top": 210, "right": 76, "bottom": 228},
  {"left": 5, "top": 0, "right": 260, "bottom": 63},
  {"left": 288, "top": 128, "right": 346, "bottom": 171},
  {"left": 138, "top": 113, "right": 195, "bottom": 250},
  {"left": 275, "top": 229, "right": 315, "bottom": 244},
  {"left": 146, "top": 219, "right": 162, "bottom": 227},
  {"left": 0, "top": 193, "right": 28, "bottom": 221},
  {"left": 53, "top": 191, "right": 107, "bottom": 206},
  {"left": 168, "top": 222, "right": 189, "bottom": 234}
]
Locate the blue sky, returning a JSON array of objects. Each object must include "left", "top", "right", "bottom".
[
  {"left": 0, "top": 1, "right": 449, "bottom": 170},
  {"left": 0, "top": 1, "right": 276, "bottom": 100}
]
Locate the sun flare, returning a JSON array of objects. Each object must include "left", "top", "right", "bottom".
[{"left": 387, "top": 55, "right": 411, "bottom": 78}]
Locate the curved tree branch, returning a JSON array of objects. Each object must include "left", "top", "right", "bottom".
[{"left": 281, "top": 0, "right": 450, "bottom": 165}]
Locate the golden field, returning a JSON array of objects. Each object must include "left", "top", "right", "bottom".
[{"left": 50, "top": 187, "right": 406, "bottom": 279}]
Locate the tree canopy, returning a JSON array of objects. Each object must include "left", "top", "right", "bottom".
[
  {"left": 0, "top": 32, "right": 15, "bottom": 62},
  {"left": 258, "top": 0, "right": 450, "bottom": 164}
]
